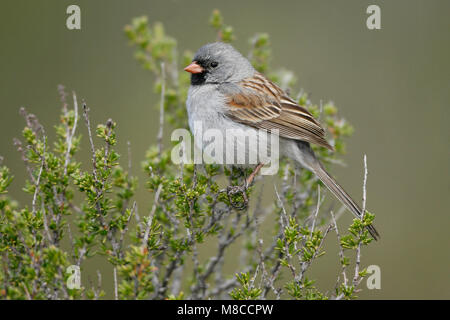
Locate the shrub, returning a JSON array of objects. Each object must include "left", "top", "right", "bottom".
[{"left": 0, "top": 10, "right": 375, "bottom": 300}]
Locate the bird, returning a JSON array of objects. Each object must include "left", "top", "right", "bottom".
[{"left": 184, "top": 42, "right": 379, "bottom": 240}]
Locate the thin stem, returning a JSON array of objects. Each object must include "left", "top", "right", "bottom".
[
  {"left": 353, "top": 154, "right": 368, "bottom": 286},
  {"left": 310, "top": 184, "right": 321, "bottom": 236},
  {"left": 157, "top": 62, "right": 165, "bottom": 157},
  {"left": 114, "top": 267, "right": 118, "bottom": 300},
  {"left": 63, "top": 92, "right": 79, "bottom": 176}
]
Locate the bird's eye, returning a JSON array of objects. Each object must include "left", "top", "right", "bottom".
[{"left": 210, "top": 61, "right": 219, "bottom": 68}]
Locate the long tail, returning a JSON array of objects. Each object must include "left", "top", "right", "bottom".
[{"left": 310, "top": 160, "right": 379, "bottom": 240}]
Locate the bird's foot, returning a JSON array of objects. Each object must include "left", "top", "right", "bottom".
[
  {"left": 222, "top": 163, "right": 264, "bottom": 210},
  {"left": 226, "top": 184, "right": 249, "bottom": 210}
]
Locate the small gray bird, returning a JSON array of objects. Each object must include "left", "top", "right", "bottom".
[{"left": 184, "top": 42, "right": 379, "bottom": 240}]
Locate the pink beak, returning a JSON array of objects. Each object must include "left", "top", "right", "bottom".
[{"left": 184, "top": 61, "right": 204, "bottom": 74}]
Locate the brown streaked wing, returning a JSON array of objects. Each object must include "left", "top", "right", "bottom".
[{"left": 223, "top": 73, "right": 334, "bottom": 151}]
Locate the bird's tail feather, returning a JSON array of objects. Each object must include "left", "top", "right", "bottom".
[{"left": 310, "top": 160, "right": 380, "bottom": 241}]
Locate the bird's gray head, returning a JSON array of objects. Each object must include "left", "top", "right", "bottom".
[{"left": 184, "top": 42, "right": 255, "bottom": 85}]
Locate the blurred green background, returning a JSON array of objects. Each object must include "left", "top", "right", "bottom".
[{"left": 0, "top": 0, "right": 449, "bottom": 299}]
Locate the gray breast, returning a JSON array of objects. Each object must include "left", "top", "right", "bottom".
[{"left": 186, "top": 84, "right": 277, "bottom": 168}]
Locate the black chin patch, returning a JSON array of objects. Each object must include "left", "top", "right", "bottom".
[{"left": 191, "top": 72, "right": 207, "bottom": 85}]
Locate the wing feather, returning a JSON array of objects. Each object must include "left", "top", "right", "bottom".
[{"left": 220, "top": 73, "right": 334, "bottom": 151}]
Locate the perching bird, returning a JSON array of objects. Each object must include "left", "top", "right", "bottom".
[{"left": 184, "top": 42, "right": 379, "bottom": 240}]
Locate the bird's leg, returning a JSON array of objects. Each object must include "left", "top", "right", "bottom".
[
  {"left": 225, "top": 163, "right": 264, "bottom": 210},
  {"left": 245, "top": 162, "right": 264, "bottom": 188}
]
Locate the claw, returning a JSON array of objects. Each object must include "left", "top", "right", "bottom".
[
  {"left": 221, "top": 163, "right": 264, "bottom": 210},
  {"left": 226, "top": 185, "right": 248, "bottom": 210}
]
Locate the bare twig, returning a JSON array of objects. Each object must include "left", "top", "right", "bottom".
[
  {"left": 119, "top": 201, "right": 136, "bottom": 255},
  {"left": 331, "top": 211, "right": 348, "bottom": 298},
  {"left": 353, "top": 154, "right": 368, "bottom": 286},
  {"left": 257, "top": 239, "right": 281, "bottom": 299},
  {"left": 82, "top": 103, "right": 100, "bottom": 187},
  {"left": 113, "top": 267, "right": 118, "bottom": 300},
  {"left": 274, "top": 184, "right": 297, "bottom": 279},
  {"left": 274, "top": 184, "right": 289, "bottom": 227},
  {"left": 297, "top": 224, "right": 334, "bottom": 284},
  {"left": 157, "top": 62, "right": 165, "bottom": 157},
  {"left": 310, "top": 184, "right": 321, "bottom": 236},
  {"left": 361, "top": 154, "right": 368, "bottom": 220},
  {"left": 63, "top": 92, "right": 79, "bottom": 175},
  {"left": 13, "top": 138, "right": 36, "bottom": 184},
  {"left": 41, "top": 203, "right": 53, "bottom": 245},
  {"left": 142, "top": 184, "right": 162, "bottom": 246},
  {"left": 31, "top": 137, "right": 46, "bottom": 215},
  {"left": 95, "top": 270, "right": 103, "bottom": 300}
]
